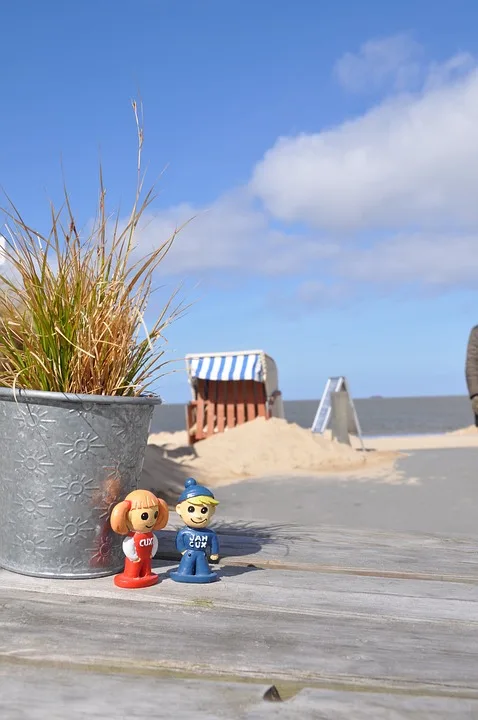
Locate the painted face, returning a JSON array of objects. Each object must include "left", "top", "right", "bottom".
[
  {"left": 128, "top": 506, "right": 159, "bottom": 533},
  {"left": 176, "top": 501, "right": 215, "bottom": 529}
]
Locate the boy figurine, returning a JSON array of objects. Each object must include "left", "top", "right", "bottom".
[{"left": 169, "top": 478, "right": 220, "bottom": 583}]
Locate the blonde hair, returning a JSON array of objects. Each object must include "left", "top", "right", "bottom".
[
  {"left": 110, "top": 489, "right": 169, "bottom": 535},
  {"left": 180, "top": 495, "right": 219, "bottom": 507}
]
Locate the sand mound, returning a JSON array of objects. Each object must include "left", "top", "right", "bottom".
[
  {"left": 448, "top": 425, "right": 478, "bottom": 435},
  {"left": 148, "top": 430, "right": 189, "bottom": 449},
  {"left": 191, "top": 417, "right": 363, "bottom": 476},
  {"left": 149, "top": 417, "right": 399, "bottom": 486},
  {"left": 139, "top": 444, "right": 190, "bottom": 505}
]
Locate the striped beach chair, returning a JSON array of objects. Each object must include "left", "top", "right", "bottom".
[{"left": 185, "top": 350, "right": 284, "bottom": 444}]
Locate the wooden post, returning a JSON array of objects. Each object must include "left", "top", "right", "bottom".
[{"left": 330, "top": 391, "right": 351, "bottom": 445}]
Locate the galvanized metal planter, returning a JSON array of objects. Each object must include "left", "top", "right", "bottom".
[{"left": 0, "top": 388, "right": 161, "bottom": 579}]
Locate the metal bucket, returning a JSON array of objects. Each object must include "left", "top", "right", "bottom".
[{"left": 0, "top": 388, "right": 161, "bottom": 579}]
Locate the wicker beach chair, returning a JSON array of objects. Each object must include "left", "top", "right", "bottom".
[{"left": 185, "top": 350, "right": 284, "bottom": 444}]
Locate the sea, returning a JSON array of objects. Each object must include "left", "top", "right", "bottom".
[{"left": 150, "top": 395, "right": 476, "bottom": 437}]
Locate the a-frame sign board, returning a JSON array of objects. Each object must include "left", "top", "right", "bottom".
[{"left": 311, "top": 376, "right": 364, "bottom": 451}]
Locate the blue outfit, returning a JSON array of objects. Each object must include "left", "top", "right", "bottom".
[
  {"left": 169, "top": 477, "right": 220, "bottom": 584},
  {"left": 176, "top": 526, "right": 219, "bottom": 558},
  {"left": 174, "top": 527, "right": 219, "bottom": 579}
]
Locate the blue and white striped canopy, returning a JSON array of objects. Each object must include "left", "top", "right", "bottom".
[{"left": 187, "top": 353, "right": 264, "bottom": 382}]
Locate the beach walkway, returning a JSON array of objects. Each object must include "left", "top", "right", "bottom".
[
  {"left": 1, "top": 448, "right": 478, "bottom": 718},
  {"left": 217, "top": 446, "right": 478, "bottom": 536}
]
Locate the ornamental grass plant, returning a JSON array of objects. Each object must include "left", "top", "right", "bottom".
[{"left": 0, "top": 102, "right": 185, "bottom": 396}]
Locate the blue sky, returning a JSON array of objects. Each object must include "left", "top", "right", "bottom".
[{"left": 2, "top": 0, "right": 478, "bottom": 402}]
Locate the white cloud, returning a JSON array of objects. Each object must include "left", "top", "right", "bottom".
[
  {"left": 334, "top": 33, "right": 423, "bottom": 94},
  {"left": 424, "top": 52, "right": 475, "bottom": 91},
  {"left": 251, "top": 60, "right": 478, "bottom": 231},
  {"left": 131, "top": 43, "right": 478, "bottom": 299},
  {"left": 294, "top": 279, "right": 349, "bottom": 305},
  {"left": 282, "top": 231, "right": 478, "bottom": 310},
  {"left": 336, "top": 232, "right": 478, "bottom": 288},
  {"left": 134, "top": 189, "right": 337, "bottom": 277}
]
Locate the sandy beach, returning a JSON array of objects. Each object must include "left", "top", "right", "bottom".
[
  {"left": 148, "top": 417, "right": 391, "bottom": 490},
  {"left": 143, "top": 418, "right": 478, "bottom": 498},
  {"left": 347, "top": 425, "right": 478, "bottom": 451},
  {"left": 148, "top": 417, "right": 402, "bottom": 484}
]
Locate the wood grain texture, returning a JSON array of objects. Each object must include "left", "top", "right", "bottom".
[
  {"left": 2, "top": 521, "right": 478, "bottom": 716},
  {"left": 0, "top": 663, "right": 277, "bottom": 720},
  {"left": 216, "top": 381, "right": 226, "bottom": 433},
  {"left": 156, "top": 520, "right": 478, "bottom": 582},
  {"left": 3, "top": 566, "right": 477, "bottom": 624},
  {"left": 195, "top": 379, "right": 206, "bottom": 441},
  {"left": 0, "top": 564, "right": 477, "bottom": 693},
  {"left": 247, "top": 688, "right": 478, "bottom": 719},
  {"left": 255, "top": 382, "right": 267, "bottom": 418},
  {"left": 236, "top": 381, "right": 246, "bottom": 425},
  {"left": 245, "top": 380, "right": 256, "bottom": 421},
  {"left": 226, "top": 385, "right": 236, "bottom": 429}
]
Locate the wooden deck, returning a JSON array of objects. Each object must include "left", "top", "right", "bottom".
[{"left": 1, "top": 520, "right": 477, "bottom": 718}]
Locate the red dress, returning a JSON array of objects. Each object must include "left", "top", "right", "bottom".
[{"left": 114, "top": 531, "right": 159, "bottom": 589}]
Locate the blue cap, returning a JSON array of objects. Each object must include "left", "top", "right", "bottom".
[{"left": 177, "top": 477, "right": 215, "bottom": 504}]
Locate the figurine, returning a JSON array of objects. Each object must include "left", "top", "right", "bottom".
[
  {"left": 110, "top": 489, "right": 169, "bottom": 588},
  {"left": 169, "top": 478, "right": 220, "bottom": 583}
]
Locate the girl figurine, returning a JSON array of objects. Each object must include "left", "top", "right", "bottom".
[{"left": 110, "top": 489, "right": 169, "bottom": 589}]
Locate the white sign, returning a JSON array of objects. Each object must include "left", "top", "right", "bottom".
[{"left": 311, "top": 376, "right": 364, "bottom": 449}]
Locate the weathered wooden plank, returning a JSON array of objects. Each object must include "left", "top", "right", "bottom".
[
  {"left": 254, "top": 382, "right": 267, "bottom": 418},
  {"left": 164, "top": 565, "right": 478, "bottom": 624},
  {"left": 244, "top": 380, "right": 256, "bottom": 421},
  {"left": 156, "top": 520, "right": 478, "bottom": 582},
  {"left": 226, "top": 382, "right": 236, "bottom": 429},
  {"left": 2, "top": 567, "right": 477, "bottom": 625},
  {"left": 236, "top": 381, "right": 246, "bottom": 425},
  {"left": 195, "top": 379, "right": 206, "bottom": 441},
  {"left": 1, "top": 581, "right": 477, "bottom": 693},
  {"left": 247, "top": 688, "right": 478, "bottom": 719},
  {"left": 206, "top": 380, "right": 216, "bottom": 438},
  {"left": 216, "top": 381, "right": 226, "bottom": 433},
  {"left": 0, "top": 662, "right": 278, "bottom": 720}
]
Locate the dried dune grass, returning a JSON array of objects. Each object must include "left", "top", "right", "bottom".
[{"left": 0, "top": 101, "right": 186, "bottom": 396}]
